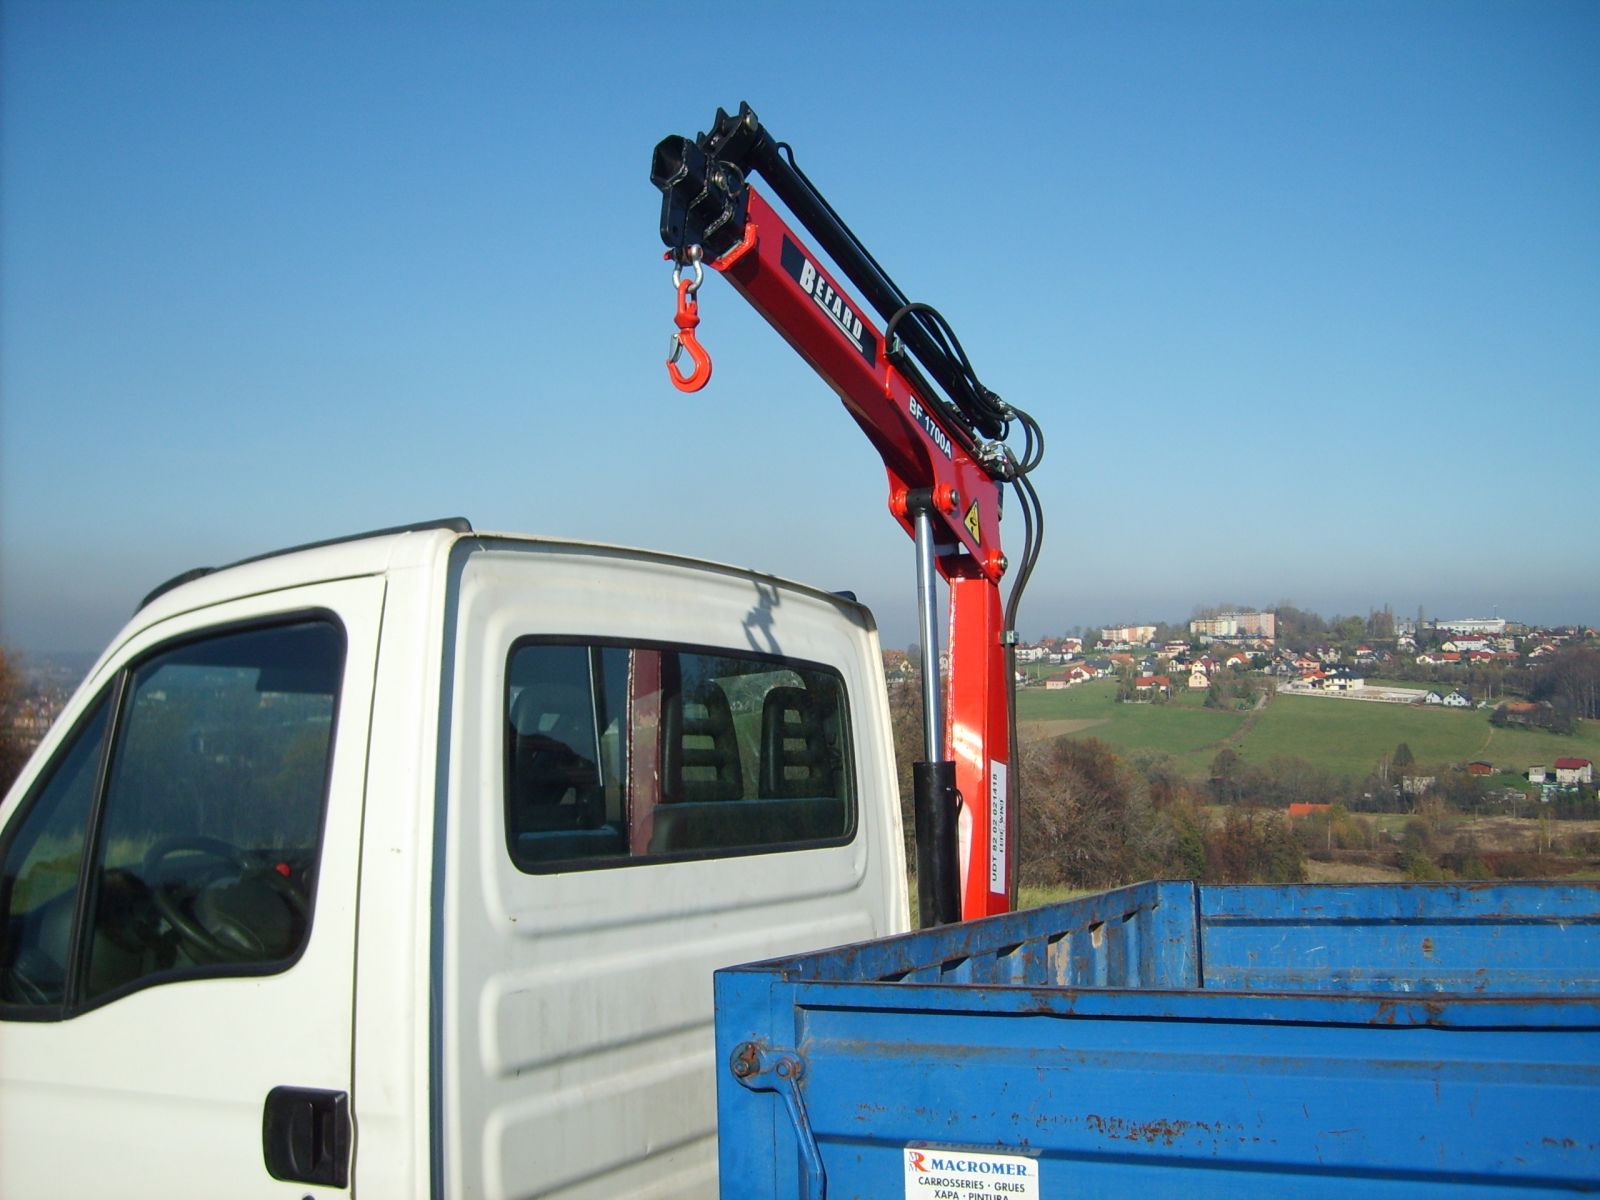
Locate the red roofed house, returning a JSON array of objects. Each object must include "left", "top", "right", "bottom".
[
  {"left": 1045, "top": 663, "right": 1099, "bottom": 689},
  {"left": 1288, "top": 803, "right": 1332, "bottom": 818},
  {"left": 1134, "top": 674, "right": 1171, "bottom": 697},
  {"left": 1555, "top": 758, "right": 1594, "bottom": 785}
]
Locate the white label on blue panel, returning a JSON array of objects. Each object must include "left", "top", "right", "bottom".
[{"left": 904, "top": 1145, "right": 1039, "bottom": 1199}]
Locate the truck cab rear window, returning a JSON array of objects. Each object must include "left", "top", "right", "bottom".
[{"left": 505, "top": 641, "right": 854, "bottom": 870}]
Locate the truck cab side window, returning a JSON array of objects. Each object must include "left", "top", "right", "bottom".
[
  {"left": 0, "top": 619, "right": 344, "bottom": 1016},
  {"left": 0, "top": 699, "right": 110, "bottom": 1008}
]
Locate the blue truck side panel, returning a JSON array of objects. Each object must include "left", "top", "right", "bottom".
[{"left": 714, "top": 881, "right": 1600, "bottom": 1198}]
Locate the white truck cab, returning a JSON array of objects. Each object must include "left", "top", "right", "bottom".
[{"left": 0, "top": 520, "right": 908, "bottom": 1198}]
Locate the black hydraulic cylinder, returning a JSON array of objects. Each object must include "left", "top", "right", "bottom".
[{"left": 913, "top": 760, "right": 962, "bottom": 927}]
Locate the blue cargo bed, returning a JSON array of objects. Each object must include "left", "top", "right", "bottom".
[{"left": 714, "top": 881, "right": 1600, "bottom": 1198}]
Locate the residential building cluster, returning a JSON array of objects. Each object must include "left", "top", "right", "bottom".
[
  {"left": 1098, "top": 624, "right": 1155, "bottom": 647},
  {"left": 1032, "top": 644, "right": 1258, "bottom": 694},
  {"left": 1002, "top": 611, "right": 1597, "bottom": 704},
  {"left": 1439, "top": 757, "right": 1596, "bottom": 805},
  {"left": 3, "top": 654, "right": 94, "bottom": 755},
  {"left": 1434, "top": 617, "right": 1508, "bottom": 636},
  {"left": 1529, "top": 759, "right": 1595, "bottom": 786},
  {"left": 5, "top": 695, "right": 61, "bottom": 749},
  {"left": 885, "top": 611, "right": 1594, "bottom": 718},
  {"left": 1189, "top": 610, "right": 1277, "bottom": 642}
]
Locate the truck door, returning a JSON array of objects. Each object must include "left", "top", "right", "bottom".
[
  {"left": 438, "top": 542, "right": 905, "bottom": 1199},
  {"left": 0, "top": 577, "right": 383, "bottom": 1199}
]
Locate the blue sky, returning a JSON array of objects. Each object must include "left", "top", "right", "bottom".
[{"left": 2, "top": 1, "right": 1596, "bottom": 655}]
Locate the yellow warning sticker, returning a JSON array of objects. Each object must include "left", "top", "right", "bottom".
[{"left": 964, "top": 500, "right": 982, "bottom": 543}]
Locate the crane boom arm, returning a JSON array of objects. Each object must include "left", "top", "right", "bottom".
[{"left": 650, "top": 104, "right": 1044, "bottom": 923}]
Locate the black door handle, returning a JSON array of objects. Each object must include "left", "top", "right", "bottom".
[{"left": 263, "top": 1086, "right": 350, "bottom": 1187}]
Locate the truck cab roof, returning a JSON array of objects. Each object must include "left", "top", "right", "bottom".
[{"left": 133, "top": 516, "right": 874, "bottom": 636}]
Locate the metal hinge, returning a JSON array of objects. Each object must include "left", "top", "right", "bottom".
[{"left": 731, "top": 1041, "right": 825, "bottom": 1200}]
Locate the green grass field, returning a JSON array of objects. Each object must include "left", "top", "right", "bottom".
[
  {"left": 1019, "top": 680, "right": 1600, "bottom": 782},
  {"left": 1244, "top": 695, "right": 1600, "bottom": 780},
  {"left": 1016, "top": 681, "right": 1247, "bottom": 767}
]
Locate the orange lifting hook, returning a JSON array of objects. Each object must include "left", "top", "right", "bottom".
[{"left": 666, "top": 276, "right": 712, "bottom": 392}]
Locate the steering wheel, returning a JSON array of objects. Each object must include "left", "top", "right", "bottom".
[{"left": 142, "top": 835, "right": 307, "bottom": 963}]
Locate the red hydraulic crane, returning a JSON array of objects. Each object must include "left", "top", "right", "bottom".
[{"left": 651, "top": 104, "right": 1045, "bottom": 926}]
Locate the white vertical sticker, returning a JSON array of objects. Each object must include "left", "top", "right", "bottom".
[
  {"left": 989, "top": 761, "right": 1008, "bottom": 895},
  {"left": 905, "top": 1145, "right": 1039, "bottom": 1198}
]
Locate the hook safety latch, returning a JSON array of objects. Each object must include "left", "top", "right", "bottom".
[{"left": 667, "top": 275, "right": 712, "bottom": 392}]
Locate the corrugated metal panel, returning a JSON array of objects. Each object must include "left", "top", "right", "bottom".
[{"left": 1201, "top": 882, "right": 1600, "bottom": 995}]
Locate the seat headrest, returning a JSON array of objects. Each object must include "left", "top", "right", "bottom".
[{"left": 510, "top": 683, "right": 591, "bottom": 738}]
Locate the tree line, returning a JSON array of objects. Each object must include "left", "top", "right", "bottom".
[
  {"left": 888, "top": 681, "right": 1304, "bottom": 891},
  {"left": 889, "top": 669, "right": 1600, "bottom": 894}
]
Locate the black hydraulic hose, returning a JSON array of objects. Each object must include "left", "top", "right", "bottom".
[
  {"left": 1004, "top": 473, "right": 1045, "bottom": 633},
  {"left": 1000, "top": 452, "right": 1044, "bottom": 910},
  {"left": 1004, "top": 637, "right": 1022, "bottom": 908},
  {"left": 883, "top": 298, "right": 1043, "bottom": 916},
  {"left": 737, "top": 131, "right": 1008, "bottom": 441},
  {"left": 886, "top": 302, "right": 1012, "bottom": 439}
]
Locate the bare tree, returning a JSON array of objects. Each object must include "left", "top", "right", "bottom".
[
  {"left": 1018, "top": 736, "right": 1134, "bottom": 889},
  {"left": 1532, "top": 646, "right": 1600, "bottom": 720}
]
